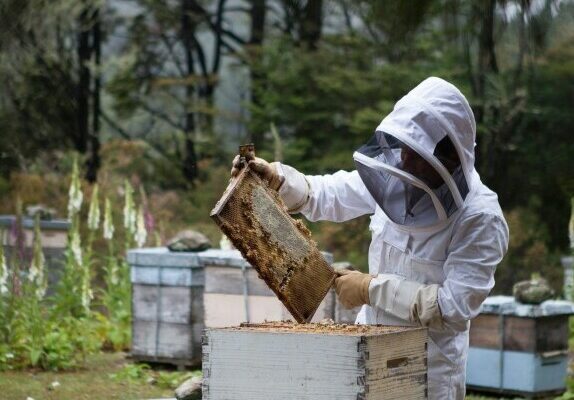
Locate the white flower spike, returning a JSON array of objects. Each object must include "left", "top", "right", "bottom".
[
  {"left": 67, "top": 158, "right": 83, "bottom": 218},
  {"left": 135, "top": 205, "right": 147, "bottom": 248},
  {"left": 103, "top": 197, "right": 115, "bottom": 240},
  {"left": 87, "top": 184, "right": 101, "bottom": 231}
]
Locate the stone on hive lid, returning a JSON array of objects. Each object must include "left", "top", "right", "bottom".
[
  {"left": 167, "top": 230, "right": 212, "bottom": 252},
  {"left": 26, "top": 204, "right": 57, "bottom": 220},
  {"left": 513, "top": 277, "right": 554, "bottom": 305}
]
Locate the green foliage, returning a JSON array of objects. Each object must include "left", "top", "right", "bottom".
[
  {"left": 109, "top": 362, "right": 151, "bottom": 383},
  {"left": 99, "top": 254, "right": 132, "bottom": 351},
  {"left": 308, "top": 217, "right": 372, "bottom": 272},
  {"left": 494, "top": 208, "right": 564, "bottom": 295},
  {"left": 110, "top": 362, "right": 200, "bottom": 391},
  {"left": 249, "top": 36, "right": 431, "bottom": 173},
  {"left": 0, "top": 160, "right": 151, "bottom": 370}
]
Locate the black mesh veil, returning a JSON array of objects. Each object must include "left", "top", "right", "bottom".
[{"left": 354, "top": 131, "right": 467, "bottom": 228}]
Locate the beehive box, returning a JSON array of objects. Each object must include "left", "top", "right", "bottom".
[
  {"left": 202, "top": 322, "right": 428, "bottom": 400},
  {"left": 0, "top": 215, "right": 70, "bottom": 295},
  {"left": 128, "top": 248, "right": 334, "bottom": 367},
  {"left": 210, "top": 167, "right": 336, "bottom": 323},
  {"left": 467, "top": 295, "right": 574, "bottom": 397}
]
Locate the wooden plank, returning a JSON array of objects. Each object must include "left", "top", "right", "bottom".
[
  {"left": 210, "top": 167, "right": 336, "bottom": 323},
  {"left": 204, "top": 292, "right": 334, "bottom": 328},
  {"left": 365, "top": 328, "right": 427, "bottom": 400},
  {"left": 469, "top": 314, "right": 501, "bottom": 348},
  {"left": 504, "top": 317, "right": 536, "bottom": 351},
  {"left": 133, "top": 284, "right": 195, "bottom": 324},
  {"left": 204, "top": 265, "right": 272, "bottom": 296},
  {"left": 535, "top": 315, "right": 569, "bottom": 351},
  {"left": 202, "top": 322, "right": 427, "bottom": 400},
  {"left": 127, "top": 248, "right": 203, "bottom": 267},
  {"left": 130, "top": 265, "right": 205, "bottom": 286},
  {"left": 132, "top": 320, "right": 200, "bottom": 360},
  {"left": 204, "top": 293, "right": 288, "bottom": 328},
  {"left": 469, "top": 315, "right": 569, "bottom": 352},
  {"left": 0, "top": 227, "right": 68, "bottom": 248},
  {"left": 131, "top": 285, "right": 204, "bottom": 361}
]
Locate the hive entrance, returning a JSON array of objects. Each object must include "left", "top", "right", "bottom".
[{"left": 210, "top": 167, "right": 336, "bottom": 323}]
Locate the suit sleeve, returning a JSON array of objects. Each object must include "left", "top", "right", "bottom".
[
  {"left": 437, "top": 213, "right": 509, "bottom": 323},
  {"left": 367, "top": 212, "right": 509, "bottom": 328},
  {"left": 299, "top": 170, "right": 377, "bottom": 222}
]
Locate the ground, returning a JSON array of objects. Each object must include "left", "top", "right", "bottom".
[
  {"left": 0, "top": 352, "right": 199, "bottom": 400},
  {"left": 0, "top": 352, "right": 566, "bottom": 399}
]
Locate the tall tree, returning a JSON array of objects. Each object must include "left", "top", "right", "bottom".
[
  {"left": 247, "top": 0, "right": 267, "bottom": 145},
  {"left": 105, "top": 0, "right": 244, "bottom": 185},
  {"left": 86, "top": 6, "right": 102, "bottom": 183},
  {"left": 0, "top": 0, "right": 105, "bottom": 179},
  {"left": 278, "top": 0, "right": 323, "bottom": 49},
  {"left": 299, "top": 0, "right": 322, "bottom": 49}
]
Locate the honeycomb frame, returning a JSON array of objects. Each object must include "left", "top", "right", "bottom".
[{"left": 210, "top": 167, "right": 336, "bottom": 323}]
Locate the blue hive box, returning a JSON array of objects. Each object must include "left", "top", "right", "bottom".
[{"left": 467, "top": 295, "right": 574, "bottom": 397}]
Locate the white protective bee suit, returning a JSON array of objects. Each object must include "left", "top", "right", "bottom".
[{"left": 274, "top": 77, "right": 509, "bottom": 399}]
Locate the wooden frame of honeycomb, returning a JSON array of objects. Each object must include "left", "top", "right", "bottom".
[{"left": 210, "top": 167, "right": 336, "bottom": 323}]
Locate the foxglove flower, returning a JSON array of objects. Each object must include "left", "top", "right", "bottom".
[
  {"left": 110, "top": 260, "right": 119, "bottom": 286},
  {"left": 68, "top": 158, "right": 83, "bottom": 218},
  {"left": 87, "top": 184, "right": 100, "bottom": 231},
  {"left": 0, "top": 246, "right": 8, "bottom": 295},
  {"left": 81, "top": 266, "right": 93, "bottom": 311},
  {"left": 103, "top": 198, "right": 114, "bottom": 240},
  {"left": 30, "top": 216, "right": 46, "bottom": 299},
  {"left": 135, "top": 205, "right": 147, "bottom": 248},
  {"left": 70, "top": 228, "right": 82, "bottom": 265},
  {"left": 123, "top": 180, "right": 136, "bottom": 235}
]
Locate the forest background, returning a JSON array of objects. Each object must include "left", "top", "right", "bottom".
[{"left": 0, "top": 0, "right": 573, "bottom": 297}]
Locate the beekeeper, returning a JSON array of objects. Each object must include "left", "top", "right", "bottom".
[{"left": 231, "top": 77, "right": 509, "bottom": 399}]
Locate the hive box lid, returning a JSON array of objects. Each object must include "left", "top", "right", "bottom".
[
  {"left": 0, "top": 215, "right": 70, "bottom": 230},
  {"left": 480, "top": 295, "right": 574, "bottom": 317},
  {"left": 128, "top": 247, "right": 204, "bottom": 268},
  {"left": 128, "top": 247, "right": 334, "bottom": 269}
]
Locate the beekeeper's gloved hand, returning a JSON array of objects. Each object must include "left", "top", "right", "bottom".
[
  {"left": 334, "top": 269, "right": 372, "bottom": 309},
  {"left": 231, "top": 155, "right": 283, "bottom": 191},
  {"left": 231, "top": 155, "right": 311, "bottom": 213}
]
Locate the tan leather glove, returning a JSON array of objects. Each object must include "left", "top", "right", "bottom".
[
  {"left": 231, "top": 155, "right": 283, "bottom": 191},
  {"left": 334, "top": 269, "right": 372, "bottom": 309}
]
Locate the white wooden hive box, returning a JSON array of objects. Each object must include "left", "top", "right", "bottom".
[{"left": 202, "top": 322, "right": 428, "bottom": 400}]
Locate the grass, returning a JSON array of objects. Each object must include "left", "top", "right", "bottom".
[{"left": 0, "top": 352, "right": 199, "bottom": 400}]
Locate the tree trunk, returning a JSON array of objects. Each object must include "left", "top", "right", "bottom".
[
  {"left": 86, "top": 8, "right": 101, "bottom": 183},
  {"left": 477, "top": 0, "right": 498, "bottom": 100},
  {"left": 476, "top": 0, "right": 499, "bottom": 181},
  {"left": 250, "top": 0, "right": 266, "bottom": 46},
  {"left": 248, "top": 0, "right": 266, "bottom": 146},
  {"left": 181, "top": 0, "right": 198, "bottom": 183},
  {"left": 300, "top": 0, "right": 322, "bottom": 50},
  {"left": 76, "top": 7, "right": 91, "bottom": 154}
]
